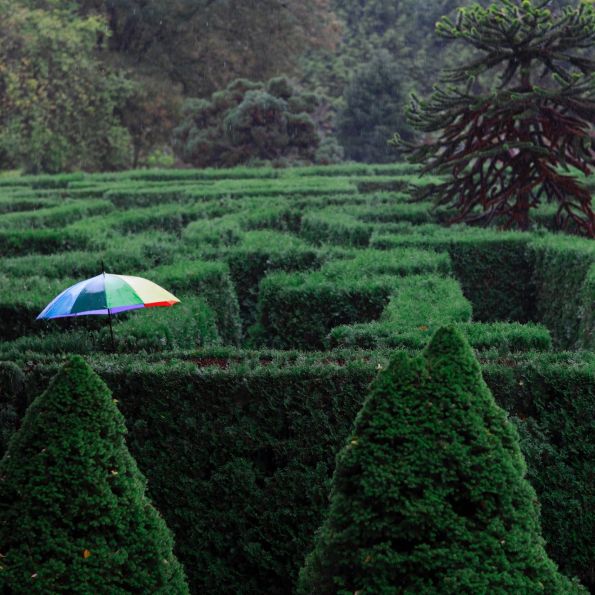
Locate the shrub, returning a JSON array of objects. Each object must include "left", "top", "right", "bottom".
[
  {"left": 105, "top": 186, "right": 192, "bottom": 208},
  {"left": 298, "top": 327, "right": 583, "bottom": 593},
  {"left": 172, "top": 77, "right": 326, "bottom": 167},
  {"left": 0, "top": 356, "right": 189, "bottom": 593},
  {"left": 328, "top": 321, "right": 552, "bottom": 352},
  {"left": 301, "top": 211, "right": 375, "bottom": 246},
  {"left": 0, "top": 275, "right": 95, "bottom": 340},
  {"left": 113, "top": 296, "right": 220, "bottom": 351},
  {"left": 379, "top": 274, "right": 471, "bottom": 324},
  {"left": 579, "top": 264, "right": 595, "bottom": 349},
  {"left": 320, "top": 249, "right": 451, "bottom": 279},
  {"left": 183, "top": 216, "right": 244, "bottom": 250},
  {"left": 255, "top": 271, "right": 395, "bottom": 349},
  {"left": 0, "top": 362, "right": 25, "bottom": 454},
  {"left": 484, "top": 355, "right": 595, "bottom": 589},
  {"left": 255, "top": 251, "right": 451, "bottom": 350},
  {"left": 0, "top": 228, "right": 90, "bottom": 256},
  {"left": 0, "top": 194, "right": 60, "bottom": 214},
  {"left": 238, "top": 199, "right": 302, "bottom": 233},
  {"left": 224, "top": 231, "right": 321, "bottom": 331},
  {"left": 350, "top": 199, "right": 435, "bottom": 223},
  {"left": 103, "top": 202, "right": 208, "bottom": 235},
  {"left": 300, "top": 204, "right": 438, "bottom": 247}
]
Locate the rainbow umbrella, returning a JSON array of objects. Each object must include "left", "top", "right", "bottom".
[{"left": 37, "top": 272, "right": 180, "bottom": 349}]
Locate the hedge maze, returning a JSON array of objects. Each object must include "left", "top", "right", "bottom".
[{"left": 0, "top": 164, "right": 593, "bottom": 592}]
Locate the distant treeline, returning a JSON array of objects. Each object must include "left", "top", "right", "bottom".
[{"left": 0, "top": 0, "right": 578, "bottom": 172}]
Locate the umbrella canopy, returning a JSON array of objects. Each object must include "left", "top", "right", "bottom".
[{"left": 37, "top": 273, "right": 180, "bottom": 319}]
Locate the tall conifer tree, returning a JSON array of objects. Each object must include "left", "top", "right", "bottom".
[
  {"left": 0, "top": 356, "right": 189, "bottom": 594},
  {"left": 298, "top": 327, "right": 584, "bottom": 593}
]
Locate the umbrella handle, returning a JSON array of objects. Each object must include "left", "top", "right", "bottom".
[
  {"left": 101, "top": 260, "right": 115, "bottom": 352},
  {"left": 107, "top": 308, "right": 115, "bottom": 353}
]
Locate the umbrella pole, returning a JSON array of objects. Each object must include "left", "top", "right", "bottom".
[
  {"left": 102, "top": 260, "right": 115, "bottom": 353},
  {"left": 108, "top": 308, "right": 115, "bottom": 353}
]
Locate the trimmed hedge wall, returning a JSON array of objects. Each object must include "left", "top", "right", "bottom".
[
  {"left": 256, "top": 272, "right": 395, "bottom": 349},
  {"left": 328, "top": 321, "right": 552, "bottom": 352},
  {"left": 0, "top": 228, "right": 90, "bottom": 256},
  {"left": 301, "top": 211, "right": 375, "bottom": 246},
  {"left": 0, "top": 260, "right": 239, "bottom": 346},
  {"left": 255, "top": 250, "right": 451, "bottom": 349},
  {"left": 370, "top": 227, "right": 535, "bottom": 322},
  {"left": 326, "top": 275, "right": 552, "bottom": 353},
  {"left": 0, "top": 352, "right": 591, "bottom": 593},
  {"left": 148, "top": 261, "right": 241, "bottom": 346},
  {"left": 530, "top": 236, "right": 594, "bottom": 349},
  {"left": 579, "top": 264, "right": 595, "bottom": 349},
  {"left": 0, "top": 195, "right": 60, "bottom": 214},
  {"left": 378, "top": 274, "right": 470, "bottom": 324},
  {"left": 484, "top": 357, "right": 595, "bottom": 590},
  {"left": 0, "top": 275, "right": 98, "bottom": 340},
  {"left": 224, "top": 231, "right": 322, "bottom": 331},
  {"left": 320, "top": 247, "right": 451, "bottom": 278},
  {"left": 0, "top": 199, "right": 112, "bottom": 230}
]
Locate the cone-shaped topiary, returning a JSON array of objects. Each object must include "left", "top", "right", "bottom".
[
  {"left": 298, "top": 326, "right": 584, "bottom": 594},
  {"left": 0, "top": 355, "right": 189, "bottom": 594}
]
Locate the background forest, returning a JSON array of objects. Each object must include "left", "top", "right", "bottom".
[{"left": 0, "top": 0, "right": 575, "bottom": 173}]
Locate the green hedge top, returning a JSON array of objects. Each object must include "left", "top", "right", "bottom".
[
  {"left": 0, "top": 199, "right": 113, "bottom": 230},
  {"left": 328, "top": 321, "right": 553, "bottom": 353},
  {"left": 321, "top": 247, "right": 451, "bottom": 278}
]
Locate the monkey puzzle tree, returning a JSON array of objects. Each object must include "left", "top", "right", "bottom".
[{"left": 402, "top": 0, "right": 595, "bottom": 236}]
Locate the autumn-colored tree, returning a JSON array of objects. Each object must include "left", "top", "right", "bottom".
[{"left": 402, "top": 0, "right": 595, "bottom": 236}]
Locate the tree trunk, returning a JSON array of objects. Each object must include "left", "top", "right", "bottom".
[
  {"left": 132, "top": 142, "right": 141, "bottom": 169},
  {"left": 516, "top": 192, "right": 530, "bottom": 231}
]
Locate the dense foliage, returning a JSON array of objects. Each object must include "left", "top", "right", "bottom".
[
  {"left": 298, "top": 327, "right": 583, "bottom": 593},
  {"left": 403, "top": 0, "right": 595, "bottom": 235},
  {"left": 0, "top": 2, "right": 131, "bottom": 173},
  {"left": 1, "top": 0, "right": 591, "bottom": 171},
  {"left": 172, "top": 77, "right": 338, "bottom": 167},
  {"left": 77, "top": 0, "right": 340, "bottom": 98},
  {"left": 0, "top": 356, "right": 189, "bottom": 593}
]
